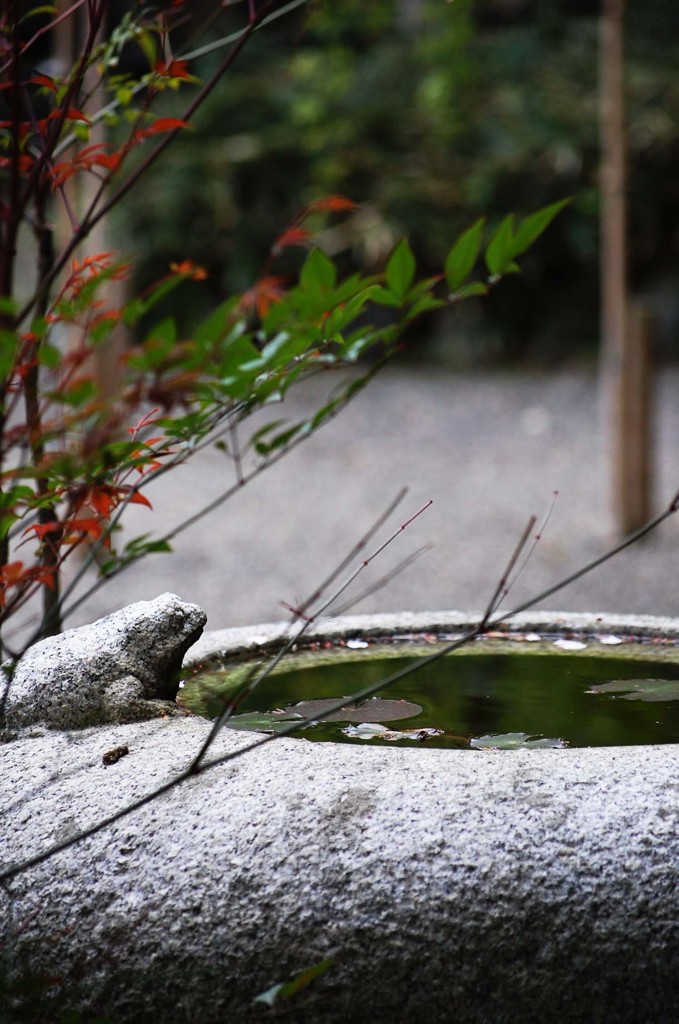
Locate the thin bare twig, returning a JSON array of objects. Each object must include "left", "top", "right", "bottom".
[
  {"left": 186, "top": 493, "right": 432, "bottom": 772},
  {"left": 294, "top": 486, "right": 409, "bottom": 617},
  {"left": 230, "top": 421, "right": 244, "bottom": 487},
  {"left": 329, "top": 543, "right": 432, "bottom": 617},
  {"left": 307, "top": 500, "right": 434, "bottom": 625},
  {"left": 502, "top": 491, "right": 559, "bottom": 601},
  {"left": 52, "top": 363, "right": 381, "bottom": 635},
  {"left": 0, "top": 0, "right": 88, "bottom": 75},
  {"left": 480, "top": 515, "right": 537, "bottom": 625},
  {"left": 1, "top": 490, "right": 678, "bottom": 884}
]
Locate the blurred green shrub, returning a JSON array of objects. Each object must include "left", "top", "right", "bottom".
[{"left": 120, "top": 0, "right": 679, "bottom": 364}]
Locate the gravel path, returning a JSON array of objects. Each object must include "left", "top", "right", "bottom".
[{"left": 40, "top": 365, "right": 679, "bottom": 637}]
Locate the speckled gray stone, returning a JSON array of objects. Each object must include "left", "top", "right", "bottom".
[
  {"left": 1, "top": 593, "right": 206, "bottom": 731},
  {"left": 2, "top": 719, "right": 679, "bottom": 1023},
  {"left": 2, "top": 611, "right": 679, "bottom": 1023},
  {"left": 183, "top": 608, "right": 679, "bottom": 667}
]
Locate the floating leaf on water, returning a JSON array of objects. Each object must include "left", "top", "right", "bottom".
[
  {"left": 343, "top": 723, "right": 389, "bottom": 739},
  {"left": 343, "top": 723, "right": 444, "bottom": 742},
  {"left": 226, "top": 697, "right": 423, "bottom": 733},
  {"left": 587, "top": 679, "right": 679, "bottom": 702},
  {"left": 286, "top": 697, "right": 422, "bottom": 723},
  {"left": 553, "top": 639, "right": 587, "bottom": 651},
  {"left": 225, "top": 711, "right": 301, "bottom": 733},
  {"left": 470, "top": 732, "right": 568, "bottom": 750}
]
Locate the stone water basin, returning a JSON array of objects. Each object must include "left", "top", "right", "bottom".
[
  {"left": 182, "top": 630, "right": 679, "bottom": 750},
  {"left": 4, "top": 608, "right": 679, "bottom": 1023}
]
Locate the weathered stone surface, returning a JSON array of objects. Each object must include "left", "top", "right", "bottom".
[
  {"left": 183, "top": 608, "right": 679, "bottom": 668},
  {"left": 2, "top": 610, "right": 679, "bottom": 1023},
  {"left": 2, "top": 717, "right": 679, "bottom": 1024},
  {"left": 1, "top": 593, "right": 206, "bottom": 730}
]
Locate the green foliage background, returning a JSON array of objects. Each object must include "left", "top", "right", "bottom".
[{"left": 121, "top": 0, "right": 679, "bottom": 365}]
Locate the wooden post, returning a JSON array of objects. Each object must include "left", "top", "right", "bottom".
[
  {"left": 54, "top": 2, "right": 126, "bottom": 399},
  {"left": 599, "top": 0, "right": 652, "bottom": 536},
  {"left": 619, "top": 303, "right": 654, "bottom": 530}
]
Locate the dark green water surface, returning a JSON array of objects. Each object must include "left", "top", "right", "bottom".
[{"left": 183, "top": 641, "right": 679, "bottom": 749}]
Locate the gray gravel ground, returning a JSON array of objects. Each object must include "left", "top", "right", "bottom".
[{"left": 14, "top": 364, "right": 679, "bottom": 643}]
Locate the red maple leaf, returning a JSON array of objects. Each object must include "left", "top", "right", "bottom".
[
  {"left": 305, "top": 195, "right": 357, "bottom": 214},
  {"left": 240, "top": 276, "right": 287, "bottom": 318},
  {"left": 271, "top": 227, "right": 311, "bottom": 256}
]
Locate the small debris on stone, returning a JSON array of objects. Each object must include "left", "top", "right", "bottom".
[{"left": 102, "top": 744, "right": 129, "bottom": 766}]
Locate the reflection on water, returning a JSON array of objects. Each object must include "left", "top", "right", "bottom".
[{"left": 184, "top": 648, "right": 679, "bottom": 749}]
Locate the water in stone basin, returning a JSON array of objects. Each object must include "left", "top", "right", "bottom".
[{"left": 182, "top": 641, "right": 679, "bottom": 750}]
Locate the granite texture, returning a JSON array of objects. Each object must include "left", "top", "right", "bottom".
[
  {"left": 183, "top": 608, "right": 679, "bottom": 666},
  {"left": 2, "top": 718, "right": 679, "bottom": 1023},
  {"left": 1, "top": 593, "right": 206, "bottom": 731},
  {"left": 2, "top": 610, "right": 679, "bottom": 1022}
]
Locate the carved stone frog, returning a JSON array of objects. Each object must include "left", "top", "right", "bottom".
[{"left": 1, "top": 593, "right": 207, "bottom": 731}]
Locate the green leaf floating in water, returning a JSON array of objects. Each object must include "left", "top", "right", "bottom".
[
  {"left": 587, "top": 679, "right": 679, "bottom": 702},
  {"left": 470, "top": 732, "right": 568, "bottom": 750},
  {"left": 226, "top": 711, "right": 297, "bottom": 733},
  {"left": 227, "top": 697, "right": 423, "bottom": 733}
]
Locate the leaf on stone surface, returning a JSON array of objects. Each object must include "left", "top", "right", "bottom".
[
  {"left": 587, "top": 679, "right": 679, "bottom": 702},
  {"left": 274, "top": 957, "right": 334, "bottom": 1001},
  {"left": 253, "top": 957, "right": 334, "bottom": 1007},
  {"left": 253, "top": 982, "right": 284, "bottom": 1009},
  {"left": 470, "top": 732, "right": 568, "bottom": 750}
]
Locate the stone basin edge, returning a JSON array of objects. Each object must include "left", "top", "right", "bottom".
[
  {"left": 184, "top": 607, "right": 679, "bottom": 668},
  {"left": 4, "top": 606, "right": 679, "bottom": 1022}
]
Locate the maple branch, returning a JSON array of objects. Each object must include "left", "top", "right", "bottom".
[
  {"left": 50, "top": 0, "right": 313, "bottom": 161},
  {"left": 14, "top": 0, "right": 285, "bottom": 329}
]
